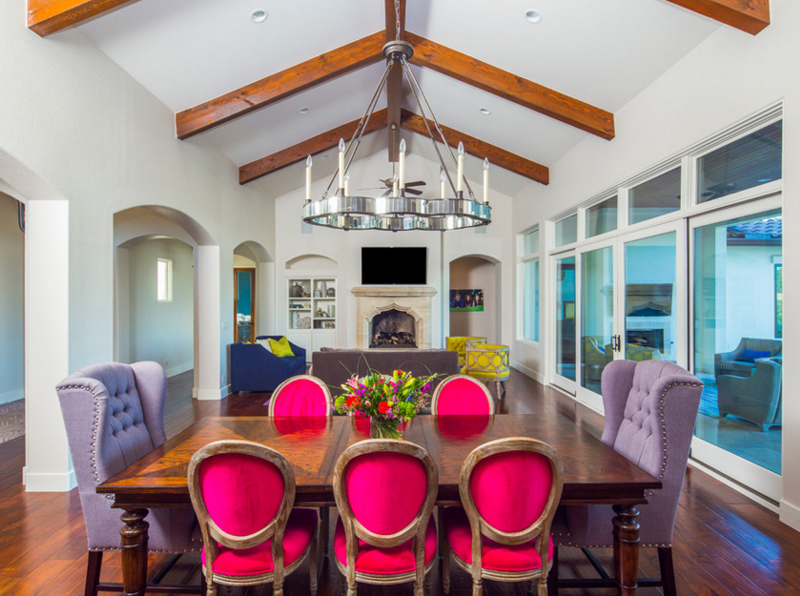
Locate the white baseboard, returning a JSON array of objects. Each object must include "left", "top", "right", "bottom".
[
  {"left": 196, "top": 387, "right": 223, "bottom": 401},
  {"left": 0, "top": 388, "right": 24, "bottom": 406},
  {"left": 22, "top": 466, "right": 76, "bottom": 492},
  {"left": 779, "top": 499, "right": 800, "bottom": 532},
  {"left": 165, "top": 361, "right": 193, "bottom": 378},
  {"left": 510, "top": 361, "right": 544, "bottom": 384}
]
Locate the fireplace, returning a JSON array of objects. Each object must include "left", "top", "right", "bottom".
[
  {"left": 627, "top": 329, "right": 664, "bottom": 352},
  {"left": 370, "top": 309, "right": 416, "bottom": 348},
  {"left": 352, "top": 286, "right": 437, "bottom": 349}
]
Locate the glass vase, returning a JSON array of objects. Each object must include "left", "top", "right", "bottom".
[{"left": 369, "top": 417, "right": 403, "bottom": 439}]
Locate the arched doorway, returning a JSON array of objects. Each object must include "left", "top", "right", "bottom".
[
  {"left": 233, "top": 241, "right": 274, "bottom": 343},
  {"left": 114, "top": 206, "right": 221, "bottom": 400}
]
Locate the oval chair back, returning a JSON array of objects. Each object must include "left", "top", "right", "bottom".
[
  {"left": 332, "top": 439, "right": 439, "bottom": 596},
  {"left": 432, "top": 375, "right": 495, "bottom": 415},
  {"left": 442, "top": 437, "right": 563, "bottom": 596},
  {"left": 268, "top": 375, "right": 332, "bottom": 417},
  {"left": 187, "top": 440, "right": 318, "bottom": 596},
  {"left": 463, "top": 343, "right": 510, "bottom": 398}
]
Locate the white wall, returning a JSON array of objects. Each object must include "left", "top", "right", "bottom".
[
  {"left": 0, "top": 0, "right": 277, "bottom": 488},
  {"left": 0, "top": 193, "right": 24, "bottom": 405},
  {"left": 509, "top": 0, "right": 800, "bottom": 527},
  {"left": 127, "top": 238, "right": 194, "bottom": 376},
  {"left": 449, "top": 257, "right": 496, "bottom": 341}
]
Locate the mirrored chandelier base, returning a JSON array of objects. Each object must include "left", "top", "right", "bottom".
[{"left": 302, "top": 194, "right": 491, "bottom": 231}]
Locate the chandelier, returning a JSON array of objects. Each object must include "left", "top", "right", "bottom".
[{"left": 302, "top": 5, "right": 492, "bottom": 231}]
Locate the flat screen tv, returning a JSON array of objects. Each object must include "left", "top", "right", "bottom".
[{"left": 361, "top": 247, "right": 427, "bottom": 285}]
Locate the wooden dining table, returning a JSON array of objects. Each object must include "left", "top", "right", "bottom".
[{"left": 98, "top": 414, "right": 660, "bottom": 596}]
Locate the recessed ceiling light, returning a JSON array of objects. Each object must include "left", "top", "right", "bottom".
[
  {"left": 299, "top": 107, "right": 309, "bottom": 114},
  {"left": 525, "top": 9, "right": 542, "bottom": 23},
  {"left": 479, "top": 107, "right": 491, "bottom": 115},
  {"left": 250, "top": 9, "right": 268, "bottom": 23}
]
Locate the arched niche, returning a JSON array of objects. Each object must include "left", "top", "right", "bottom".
[{"left": 448, "top": 254, "right": 502, "bottom": 344}]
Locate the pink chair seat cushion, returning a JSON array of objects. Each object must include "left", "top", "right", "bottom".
[
  {"left": 201, "top": 508, "right": 317, "bottom": 577},
  {"left": 442, "top": 507, "right": 553, "bottom": 572},
  {"left": 272, "top": 378, "right": 329, "bottom": 416},
  {"left": 436, "top": 378, "right": 491, "bottom": 415},
  {"left": 333, "top": 515, "right": 437, "bottom": 575}
]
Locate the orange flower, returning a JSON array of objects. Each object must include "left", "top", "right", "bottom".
[
  {"left": 346, "top": 395, "right": 360, "bottom": 408},
  {"left": 378, "top": 401, "right": 391, "bottom": 414}
]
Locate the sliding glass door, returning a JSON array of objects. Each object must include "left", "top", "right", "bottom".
[
  {"left": 690, "top": 197, "right": 783, "bottom": 500},
  {"left": 552, "top": 254, "right": 577, "bottom": 393},
  {"left": 579, "top": 244, "right": 615, "bottom": 397}
]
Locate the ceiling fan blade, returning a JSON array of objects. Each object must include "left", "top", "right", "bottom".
[
  {"left": 405, "top": 180, "right": 426, "bottom": 187},
  {"left": 404, "top": 188, "right": 424, "bottom": 196}
]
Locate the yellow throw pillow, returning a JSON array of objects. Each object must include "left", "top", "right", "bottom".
[{"left": 269, "top": 336, "right": 295, "bottom": 358}]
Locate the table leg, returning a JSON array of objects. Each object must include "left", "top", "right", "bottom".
[
  {"left": 612, "top": 504, "right": 640, "bottom": 596},
  {"left": 120, "top": 508, "right": 150, "bottom": 596}
]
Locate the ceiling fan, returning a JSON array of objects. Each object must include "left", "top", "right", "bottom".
[{"left": 359, "top": 177, "right": 427, "bottom": 197}]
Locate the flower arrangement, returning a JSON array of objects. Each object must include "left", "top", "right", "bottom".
[{"left": 334, "top": 369, "right": 439, "bottom": 438}]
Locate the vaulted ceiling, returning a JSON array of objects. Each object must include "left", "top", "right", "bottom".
[{"left": 28, "top": 0, "right": 769, "bottom": 196}]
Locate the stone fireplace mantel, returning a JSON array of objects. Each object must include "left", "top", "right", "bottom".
[{"left": 352, "top": 286, "right": 437, "bottom": 349}]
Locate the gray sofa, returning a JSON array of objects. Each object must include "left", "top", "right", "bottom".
[
  {"left": 311, "top": 348, "right": 459, "bottom": 397},
  {"left": 714, "top": 337, "right": 782, "bottom": 380}
]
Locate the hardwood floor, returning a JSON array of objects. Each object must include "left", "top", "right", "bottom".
[{"left": 2, "top": 369, "right": 799, "bottom": 595}]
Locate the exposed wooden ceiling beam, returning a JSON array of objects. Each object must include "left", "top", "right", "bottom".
[
  {"left": 384, "top": 0, "right": 406, "bottom": 162},
  {"left": 665, "top": 0, "right": 769, "bottom": 35},
  {"left": 400, "top": 110, "right": 549, "bottom": 185},
  {"left": 404, "top": 32, "right": 615, "bottom": 141},
  {"left": 27, "top": 0, "right": 137, "bottom": 37},
  {"left": 239, "top": 109, "right": 388, "bottom": 184},
  {"left": 177, "top": 31, "right": 386, "bottom": 140}
]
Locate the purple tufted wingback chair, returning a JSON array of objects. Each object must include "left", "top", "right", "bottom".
[
  {"left": 57, "top": 361, "right": 202, "bottom": 596},
  {"left": 549, "top": 359, "right": 702, "bottom": 596}
]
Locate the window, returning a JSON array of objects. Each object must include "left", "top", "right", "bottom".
[
  {"left": 586, "top": 196, "right": 618, "bottom": 238},
  {"left": 555, "top": 214, "right": 577, "bottom": 246},
  {"left": 157, "top": 258, "right": 173, "bottom": 302},
  {"left": 628, "top": 167, "right": 681, "bottom": 225},
  {"left": 521, "top": 228, "right": 540, "bottom": 341},
  {"left": 698, "top": 121, "right": 782, "bottom": 204}
]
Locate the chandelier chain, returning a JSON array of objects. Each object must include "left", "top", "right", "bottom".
[{"left": 395, "top": 0, "right": 402, "bottom": 41}]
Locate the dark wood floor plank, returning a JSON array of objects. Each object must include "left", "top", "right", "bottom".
[{"left": 2, "top": 369, "right": 800, "bottom": 596}]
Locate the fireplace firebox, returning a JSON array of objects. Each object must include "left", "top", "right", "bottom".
[{"left": 370, "top": 309, "right": 417, "bottom": 348}]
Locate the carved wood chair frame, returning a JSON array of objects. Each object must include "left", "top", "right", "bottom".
[
  {"left": 442, "top": 437, "right": 564, "bottom": 596},
  {"left": 187, "top": 440, "right": 318, "bottom": 596},
  {"left": 431, "top": 374, "right": 496, "bottom": 415},
  {"left": 332, "top": 439, "right": 439, "bottom": 596},
  {"left": 268, "top": 374, "right": 333, "bottom": 417}
]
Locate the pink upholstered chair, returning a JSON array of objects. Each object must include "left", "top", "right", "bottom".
[
  {"left": 268, "top": 374, "right": 332, "bottom": 556},
  {"left": 431, "top": 374, "right": 495, "bottom": 415},
  {"left": 332, "top": 439, "right": 439, "bottom": 596},
  {"left": 268, "top": 375, "right": 332, "bottom": 417},
  {"left": 440, "top": 437, "right": 564, "bottom": 596},
  {"left": 187, "top": 440, "right": 319, "bottom": 596}
]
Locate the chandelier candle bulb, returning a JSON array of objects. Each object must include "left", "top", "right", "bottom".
[
  {"left": 399, "top": 138, "right": 406, "bottom": 190},
  {"left": 483, "top": 158, "right": 490, "bottom": 203},
  {"left": 440, "top": 169, "right": 446, "bottom": 198},
  {"left": 338, "top": 138, "right": 346, "bottom": 190},
  {"left": 344, "top": 173, "right": 350, "bottom": 197},
  {"left": 392, "top": 177, "right": 399, "bottom": 197},
  {"left": 305, "top": 155, "right": 312, "bottom": 202},
  {"left": 457, "top": 142, "right": 465, "bottom": 193}
]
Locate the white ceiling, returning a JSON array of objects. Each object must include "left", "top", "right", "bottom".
[{"left": 77, "top": 0, "right": 719, "bottom": 192}]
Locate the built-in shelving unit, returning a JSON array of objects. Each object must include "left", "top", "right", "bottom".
[{"left": 286, "top": 276, "right": 337, "bottom": 360}]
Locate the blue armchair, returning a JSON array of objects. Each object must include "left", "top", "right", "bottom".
[{"left": 229, "top": 335, "right": 306, "bottom": 393}]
